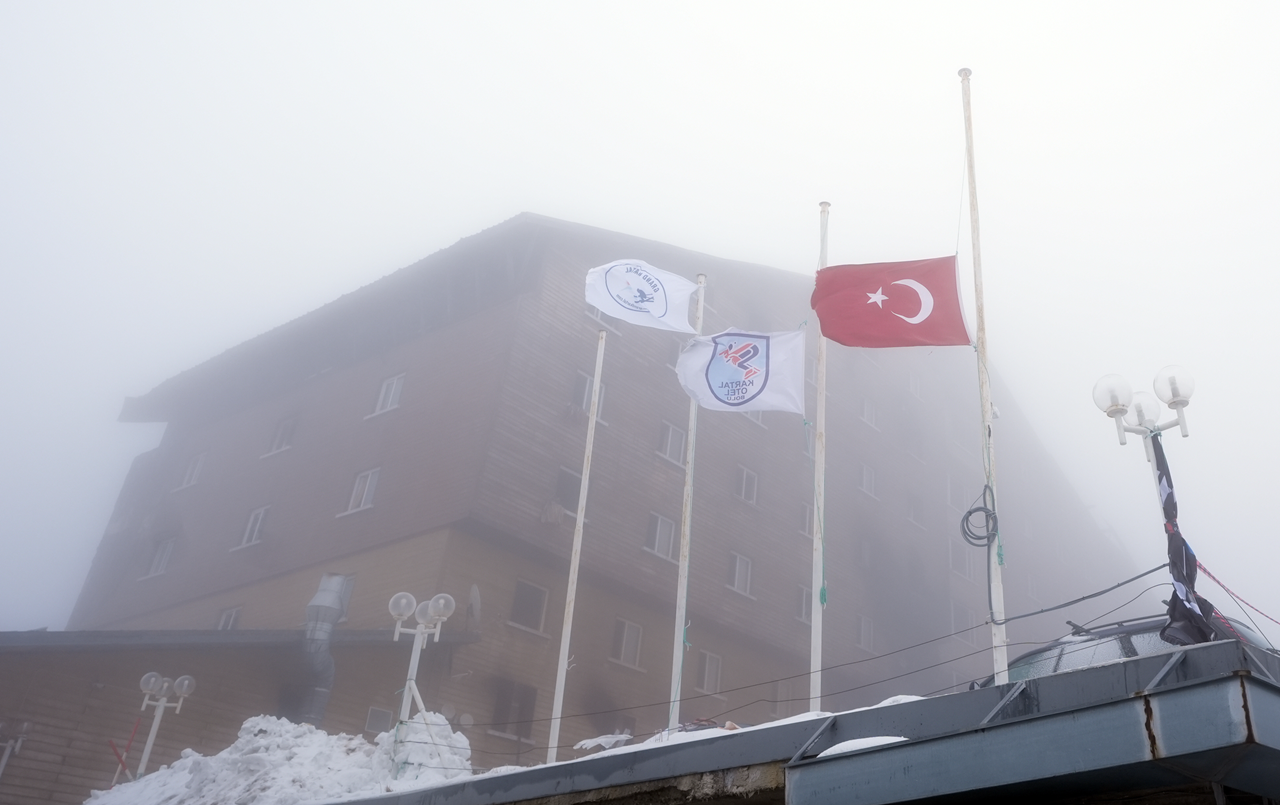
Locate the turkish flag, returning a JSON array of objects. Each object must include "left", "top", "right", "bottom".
[{"left": 810, "top": 255, "right": 971, "bottom": 348}]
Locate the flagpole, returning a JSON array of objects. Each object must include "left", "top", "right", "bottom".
[
  {"left": 547, "top": 329, "right": 607, "bottom": 763},
  {"left": 668, "top": 275, "right": 708, "bottom": 732},
  {"left": 810, "top": 202, "right": 830, "bottom": 711},
  {"left": 959, "top": 68, "right": 1009, "bottom": 684}
]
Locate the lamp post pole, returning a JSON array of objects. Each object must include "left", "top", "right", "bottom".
[
  {"left": 388, "top": 592, "right": 456, "bottom": 725},
  {"left": 135, "top": 673, "right": 195, "bottom": 777},
  {"left": 1092, "top": 366, "right": 1195, "bottom": 507}
]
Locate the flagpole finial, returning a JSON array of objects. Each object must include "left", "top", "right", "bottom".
[
  {"left": 959, "top": 68, "right": 972, "bottom": 79},
  {"left": 819, "top": 201, "right": 830, "bottom": 209}
]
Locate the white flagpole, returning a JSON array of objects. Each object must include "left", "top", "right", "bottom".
[
  {"left": 959, "top": 68, "right": 1009, "bottom": 684},
  {"left": 668, "top": 275, "right": 707, "bottom": 732},
  {"left": 810, "top": 202, "right": 830, "bottom": 712},
  {"left": 547, "top": 328, "right": 607, "bottom": 763}
]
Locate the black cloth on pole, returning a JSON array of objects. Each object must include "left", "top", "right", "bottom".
[{"left": 1151, "top": 433, "right": 1218, "bottom": 646}]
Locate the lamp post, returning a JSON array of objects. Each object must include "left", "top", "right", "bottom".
[
  {"left": 1092, "top": 365, "right": 1195, "bottom": 495},
  {"left": 136, "top": 672, "right": 195, "bottom": 777},
  {"left": 388, "top": 592, "right": 455, "bottom": 723}
]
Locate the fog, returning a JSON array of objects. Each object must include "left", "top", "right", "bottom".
[{"left": 1, "top": 2, "right": 1277, "bottom": 648}]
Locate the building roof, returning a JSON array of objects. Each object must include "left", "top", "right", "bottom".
[
  {"left": 330, "top": 639, "right": 1280, "bottom": 805},
  {"left": 118, "top": 213, "right": 795, "bottom": 424}
]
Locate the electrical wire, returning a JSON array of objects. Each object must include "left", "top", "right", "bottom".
[
  {"left": 1196, "top": 560, "right": 1277, "bottom": 649},
  {"left": 445, "top": 567, "right": 1177, "bottom": 734},
  {"left": 960, "top": 485, "right": 998, "bottom": 549},
  {"left": 992, "top": 563, "right": 1169, "bottom": 625}
]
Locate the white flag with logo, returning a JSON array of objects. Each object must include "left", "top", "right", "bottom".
[
  {"left": 585, "top": 259, "right": 697, "bottom": 333},
  {"left": 676, "top": 329, "right": 806, "bottom": 414}
]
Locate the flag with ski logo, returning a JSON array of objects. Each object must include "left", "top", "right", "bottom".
[
  {"left": 676, "top": 329, "right": 805, "bottom": 414},
  {"left": 585, "top": 259, "right": 698, "bottom": 333},
  {"left": 1152, "top": 433, "right": 1218, "bottom": 646}
]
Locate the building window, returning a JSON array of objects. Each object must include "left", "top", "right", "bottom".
[
  {"left": 806, "top": 356, "right": 817, "bottom": 386},
  {"left": 727, "top": 552, "right": 752, "bottom": 596},
  {"left": 801, "top": 504, "right": 814, "bottom": 538},
  {"left": 948, "top": 475, "right": 970, "bottom": 512},
  {"left": 909, "top": 374, "right": 923, "bottom": 399},
  {"left": 509, "top": 580, "right": 548, "bottom": 633},
  {"left": 860, "top": 464, "right": 876, "bottom": 498},
  {"left": 371, "top": 374, "right": 404, "bottom": 416},
  {"left": 906, "top": 429, "right": 925, "bottom": 461},
  {"left": 658, "top": 422, "right": 686, "bottom": 464},
  {"left": 856, "top": 614, "right": 874, "bottom": 652},
  {"left": 860, "top": 397, "right": 878, "bottom": 428},
  {"left": 952, "top": 602, "right": 976, "bottom": 645},
  {"left": 345, "top": 469, "right": 379, "bottom": 513},
  {"left": 646, "top": 513, "right": 677, "bottom": 560},
  {"left": 736, "top": 466, "right": 758, "bottom": 505},
  {"left": 743, "top": 410, "right": 765, "bottom": 427},
  {"left": 491, "top": 680, "right": 538, "bottom": 740},
  {"left": 572, "top": 371, "right": 607, "bottom": 420},
  {"left": 798, "top": 586, "right": 812, "bottom": 624},
  {"left": 951, "top": 540, "right": 974, "bottom": 580},
  {"left": 217, "top": 607, "right": 241, "bottom": 631},
  {"left": 176, "top": 453, "right": 204, "bottom": 489},
  {"left": 365, "top": 707, "right": 395, "bottom": 734},
  {"left": 142, "top": 538, "right": 174, "bottom": 579},
  {"left": 610, "top": 618, "right": 643, "bottom": 668},
  {"left": 237, "top": 506, "right": 269, "bottom": 548},
  {"left": 907, "top": 495, "right": 925, "bottom": 527},
  {"left": 265, "top": 418, "right": 294, "bottom": 455},
  {"left": 696, "top": 650, "right": 722, "bottom": 695},
  {"left": 556, "top": 467, "right": 582, "bottom": 513}
]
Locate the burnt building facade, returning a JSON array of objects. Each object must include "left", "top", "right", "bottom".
[{"left": 63, "top": 214, "right": 1127, "bottom": 768}]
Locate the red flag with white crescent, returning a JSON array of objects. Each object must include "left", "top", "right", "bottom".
[{"left": 810, "top": 256, "right": 971, "bottom": 348}]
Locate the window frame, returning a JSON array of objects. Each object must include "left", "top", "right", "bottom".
[
  {"left": 175, "top": 453, "right": 205, "bottom": 490},
  {"left": 141, "top": 538, "right": 175, "bottom": 579},
  {"left": 234, "top": 505, "right": 269, "bottom": 549},
  {"left": 860, "top": 397, "right": 878, "bottom": 429},
  {"left": 952, "top": 601, "right": 977, "bottom": 645},
  {"left": 555, "top": 466, "right": 584, "bottom": 517},
  {"left": 264, "top": 417, "right": 295, "bottom": 456},
  {"left": 645, "top": 513, "right": 678, "bottom": 561},
  {"left": 508, "top": 579, "right": 549, "bottom": 635},
  {"left": 609, "top": 618, "right": 644, "bottom": 669},
  {"left": 798, "top": 585, "right": 812, "bottom": 624},
  {"left": 572, "top": 371, "right": 608, "bottom": 422},
  {"left": 657, "top": 422, "right": 686, "bottom": 465},
  {"left": 489, "top": 679, "right": 538, "bottom": 742},
  {"left": 367, "top": 373, "right": 405, "bottom": 418},
  {"left": 736, "top": 465, "right": 758, "bottom": 505},
  {"left": 341, "top": 468, "right": 380, "bottom": 515},
  {"left": 695, "top": 649, "right": 723, "bottom": 696},
  {"left": 860, "top": 464, "right": 877, "bottom": 498},
  {"left": 217, "top": 606, "right": 241, "bottom": 631},
  {"left": 727, "top": 552, "right": 753, "bottom": 597}
]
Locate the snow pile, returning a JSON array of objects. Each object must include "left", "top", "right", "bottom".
[
  {"left": 817, "top": 735, "right": 907, "bottom": 757},
  {"left": 86, "top": 712, "right": 471, "bottom": 805}
]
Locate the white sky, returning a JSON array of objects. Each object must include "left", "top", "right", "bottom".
[{"left": 2, "top": 2, "right": 1277, "bottom": 636}]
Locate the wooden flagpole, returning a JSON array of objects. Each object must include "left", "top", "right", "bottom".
[
  {"left": 810, "top": 202, "right": 830, "bottom": 711},
  {"left": 959, "top": 68, "right": 1009, "bottom": 683},
  {"left": 668, "top": 275, "right": 708, "bottom": 731},
  {"left": 547, "top": 328, "right": 607, "bottom": 763}
]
